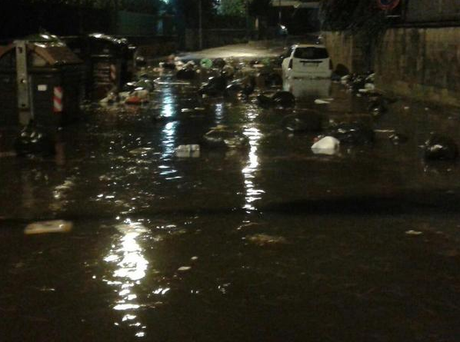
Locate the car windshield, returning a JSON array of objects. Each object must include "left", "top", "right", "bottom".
[{"left": 294, "top": 47, "right": 329, "bottom": 59}]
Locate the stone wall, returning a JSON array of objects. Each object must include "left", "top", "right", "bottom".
[
  {"left": 375, "top": 27, "right": 460, "bottom": 107},
  {"left": 322, "top": 31, "right": 370, "bottom": 74},
  {"left": 323, "top": 27, "right": 460, "bottom": 107}
]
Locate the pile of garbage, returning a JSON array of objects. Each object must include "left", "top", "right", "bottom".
[
  {"left": 339, "top": 72, "right": 376, "bottom": 94},
  {"left": 100, "top": 76, "right": 154, "bottom": 106}
]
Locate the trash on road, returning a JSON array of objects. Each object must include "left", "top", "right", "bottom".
[
  {"left": 245, "top": 234, "right": 288, "bottom": 246},
  {"left": 202, "top": 127, "right": 249, "bottom": 149},
  {"left": 389, "top": 133, "right": 409, "bottom": 145},
  {"left": 200, "top": 58, "right": 213, "bottom": 69},
  {"left": 198, "top": 75, "right": 228, "bottom": 97},
  {"left": 257, "top": 91, "right": 295, "bottom": 108},
  {"left": 177, "top": 266, "right": 192, "bottom": 272},
  {"left": 314, "top": 99, "right": 332, "bottom": 105},
  {"left": 225, "top": 76, "right": 256, "bottom": 98},
  {"left": 0, "top": 151, "right": 17, "bottom": 158},
  {"left": 282, "top": 113, "right": 323, "bottom": 133},
  {"left": 25, "top": 220, "right": 73, "bottom": 235},
  {"left": 311, "top": 136, "right": 340, "bottom": 155},
  {"left": 405, "top": 230, "right": 423, "bottom": 236},
  {"left": 175, "top": 144, "right": 200, "bottom": 158},
  {"left": 14, "top": 123, "right": 55, "bottom": 156},
  {"left": 423, "top": 134, "right": 458, "bottom": 161},
  {"left": 326, "top": 122, "right": 375, "bottom": 145}
]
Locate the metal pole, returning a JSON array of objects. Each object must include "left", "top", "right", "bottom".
[
  {"left": 246, "top": 0, "right": 250, "bottom": 41},
  {"left": 278, "top": 0, "right": 282, "bottom": 24},
  {"left": 199, "top": 0, "right": 203, "bottom": 50},
  {"left": 15, "top": 41, "right": 32, "bottom": 126}
]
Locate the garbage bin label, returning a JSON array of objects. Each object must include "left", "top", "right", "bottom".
[{"left": 53, "top": 87, "right": 63, "bottom": 113}]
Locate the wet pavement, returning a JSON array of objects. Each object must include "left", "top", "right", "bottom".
[{"left": 1, "top": 54, "right": 460, "bottom": 341}]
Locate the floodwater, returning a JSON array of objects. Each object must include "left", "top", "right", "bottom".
[{"left": 1, "top": 62, "right": 460, "bottom": 341}]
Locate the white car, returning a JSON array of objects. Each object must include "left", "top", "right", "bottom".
[{"left": 282, "top": 44, "right": 332, "bottom": 79}]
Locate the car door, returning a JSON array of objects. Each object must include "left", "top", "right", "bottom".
[{"left": 281, "top": 46, "right": 294, "bottom": 79}]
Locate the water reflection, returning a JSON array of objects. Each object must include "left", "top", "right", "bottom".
[
  {"left": 103, "top": 219, "right": 149, "bottom": 338},
  {"left": 214, "top": 103, "right": 224, "bottom": 125},
  {"left": 242, "top": 107, "right": 265, "bottom": 212},
  {"left": 283, "top": 78, "right": 332, "bottom": 99},
  {"left": 159, "top": 87, "right": 180, "bottom": 180}
]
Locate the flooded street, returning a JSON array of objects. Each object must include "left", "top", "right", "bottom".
[{"left": 1, "top": 60, "right": 460, "bottom": 341}]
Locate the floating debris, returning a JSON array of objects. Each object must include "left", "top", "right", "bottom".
[
  {"left": 175, "top": 144, "right": 200, "bottom": 158},
  {"left": 177, "top": 266, "right": 192, "bottom": 272},
  {"left": 245, "top": 234, "right": 287, "bottom": 246},
  {"left": 0, "top": 151, "right": 17, "bottom": 158},
  {"left": 424, "top": 134, "right": 458, "bottom": 161},
  {"left": 405, "top": 230, "right": 423, "bottom": 236},
  {"left": 314, "top": 99, "right": 331, "bottom": 105},
  {"left": 311, "top": 136, "right": 340, "bottom": 155},
  {"left": 25, "top": 220, "right": 73, "bottom": 235}
]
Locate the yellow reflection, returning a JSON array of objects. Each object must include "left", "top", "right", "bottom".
[{"left": 103, "top": 219, "right": 149, "bottom": 338}]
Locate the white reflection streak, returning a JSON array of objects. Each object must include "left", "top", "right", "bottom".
[
  {"left": 242, "top": 111, "right": 264, "bottom": 211},
  {"left": 104, "top": 220, "right": 148, "bottom": 337},
  {"left": 159, "top": 115, "right": 179, "bottom": 181},
  {"left": 215, "top": 103, "right": 224, "bottom": 125}
]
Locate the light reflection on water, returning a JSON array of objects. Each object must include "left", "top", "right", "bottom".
[
  {"left": 103, "top": 219, "right": 149, "bottom": 337},
  {"left": 283, "top": 78, "right": 332, "bottom": 99},
  {"left": 242, "top": 107, "right": 265, "bottom": 212},
  {"left": 160, "top": 90, "right": 180, "bottom": 180},
  {"left": 214, "top": 103, "right": 224, "bottom": 125}
]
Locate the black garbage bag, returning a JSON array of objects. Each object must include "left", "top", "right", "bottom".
[
  {"left": 213, "top": 58, "right": 226, "bottom": 69},
  {"left": 176, "top": 68, "right": 196, "bottom": 80},
  {"left": 198, "top": 75, "right": 228, "bottom": 97},
  {"left": 389, "top": 133, "right": 409, "bottom": 145},
  {"left": 225, "top": 76, "right": 256, "bottom": 98},
  {"left": 259, "top": 72, "right": 283, "bottom": 87},
  {"left": 424, "top": 134, "right": 458, "bottom": 161},
  {"left": 282, "top": 113, "right": 323, "bottom": 133},
  {"left": 272, "top": 91, "right": 295, "bottom": 108},
  {"left": 14, "top": 123, "right": 55, "bottom": 156},
  {"left": 368, "top": 97, "right": 388, "bottom": 115},
  {"left": 326, "top": 122, "right": 375, "bottom": 144}
]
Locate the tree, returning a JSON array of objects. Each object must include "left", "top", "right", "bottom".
[
  {"left": 320, "top": 0, "right": 387, "bottom": 33},
  {"left": 218, "top": 0, "right": 246, "bottom": 16},
  {"left": 217, "top": 0, "right": 272, "bottom": 18}
]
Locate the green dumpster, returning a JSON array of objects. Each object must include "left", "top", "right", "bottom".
[{"left": 0, "top": 33, "right": 85, "bottom": 128}]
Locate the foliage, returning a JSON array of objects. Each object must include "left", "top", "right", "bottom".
[
  {"left": 320, "top": 0, "right": 387, "bottom": 32},
  {"left": 218, "top": 0, "right": 246, "bottom": 16},
  {"left": 217, "top": 0, "right": 272, "bottom": 17},
  {"left": 320, "top": 0, "right": 390, "bottom": 44},
  {"left": 12, "top": 0, "right": 165, "bottom": 14}
]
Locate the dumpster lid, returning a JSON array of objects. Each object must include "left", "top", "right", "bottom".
[
  {"left": 88, "top": 33, "right": 129, "bottom": 47},
  {"left": 88, "top": 33, "right": 136, "bottom": 53},
  {"left": 0, "top": 41, "right": 82, "bottom": 66},
  {"left": 24, "top": 33, "right": 65, "bottom": 47}
]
